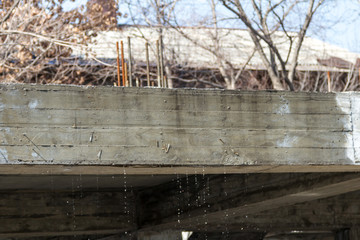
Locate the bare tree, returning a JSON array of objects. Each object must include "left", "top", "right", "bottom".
[
  {"left": 124, "top": 0, "right": 257, "bottom": 89},
  {"left": 219, "top": 0, "right": 325, "bottom": 90},
  {"left": 166, "top": 0, "right": 257, "bottom": 89},
  {"left": 86, "top": 0, "right": 119, "bottom": 28},
  {"left": 124, "top": 0, "right": 179, "bottom": 88},
  {"left": 0, "top": 0, "right": 121, "bottom": 85}
]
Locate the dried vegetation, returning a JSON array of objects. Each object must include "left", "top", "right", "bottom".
[{"left": 0, "top": 0, "right": 359, "bottom": 92}]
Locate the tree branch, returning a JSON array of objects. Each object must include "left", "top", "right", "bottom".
[
  {"left": 0, "top": 0, "right": 20, "bottom": 24},
  {"left": 288, "top": 0, "right": 324, "bottom": 83}
]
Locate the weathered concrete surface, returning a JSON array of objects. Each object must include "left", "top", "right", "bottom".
[
  {"left": 0, "top": 175, "right": 177, "bottom": 190},
  {"left": 0, "top": 190, "right": 136, "bottom": 238},
  {"left": 0, "top": 84, "right": 359, "bottom": 174},
  {"left": 3, "top": 84, "right": 360, "bottom": 239},
  {"left": 136, "top": 230, "right": 183, "bottom": 240},
  {"left": 231, "top": 190, "right": 360, "bottom": 232},
  {"left": 138, "top": 173, "right": 360, "bottom": 232},
  {"left": 5, "top": 172, "right": 360, "bottom": 238}
]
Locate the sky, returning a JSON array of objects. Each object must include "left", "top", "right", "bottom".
[
  {"left": 64, "top": 0, "right": 360, "bottom": 53},
  {"left": 308, "top": 0, "right": 360, "bottom": 53}
]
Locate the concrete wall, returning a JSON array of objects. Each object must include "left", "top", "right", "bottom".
[{"left": 0, "top": 84, "right": 359, "bottom": 172}]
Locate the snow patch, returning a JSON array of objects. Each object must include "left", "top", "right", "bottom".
[
  {"left": 276, "top": 95, "right": 290, "bottom": 115},
  {"left": 31, "top": 152, "right": 38, "bottom": 158},
  {"left": 350, "top": 94, "right": 360, "bottom": 164},
  {"left": 277, "top": 135, "right": 298, "bottom": 148},
  {"left": 28, "top": 99, "right": 39, "bottom": 109},
  {"left": 182, "top": 232, "right": 193, "bottom": 240},
  {"left": 336, "top": 94, "right": 356, "bottom": 164}
]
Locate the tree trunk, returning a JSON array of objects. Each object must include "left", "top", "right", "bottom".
[{"left": 165, "top": 64, "right": 173, "bottom": 88}]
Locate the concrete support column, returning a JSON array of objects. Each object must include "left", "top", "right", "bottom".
[{"left": 335, "top": 229, "right": 349, "bottom": 240}]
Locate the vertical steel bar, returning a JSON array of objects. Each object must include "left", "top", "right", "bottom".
[
  {"left": 121, "top": 41, "right": 125, "bottom": 87},
  {"left": 327, "top": 71, "right": 331, "bottom": 92},
  {"left": 124, "top": 62, "right": 128, "bottom": 87},
  {"left": 128, "top": 37, "right": 133, "bottom": 87},
  {"left": 116, "top": 42, "right": 121, "bottom": 86},
  {"left": 146, "top": 42, "right": 150, "bottom": 87},
  {"left": 156, "top": 40, "right": 161, "bottom": 87},
  {"left": 159, "top": 36, "right": 164, "bottom": 88}
]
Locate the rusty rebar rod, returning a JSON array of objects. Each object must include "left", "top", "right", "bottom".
[
  {"left": 327, "top": 71, "right": 331, "bottom": 92},
  {"left": 121, "top": 41, "right": 125, "bottom": 87}
]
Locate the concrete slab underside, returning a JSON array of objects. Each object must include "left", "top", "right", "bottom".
[{"left": 1, "top": 84, "right": 360, "bottom": 239}]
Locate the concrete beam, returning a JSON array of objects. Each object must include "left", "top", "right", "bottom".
[
  {"left": 199, "top": 190, "right": 360, "bottom": 232},
  {"left": 0, "top": 190, "right": 136, "bottom": 238},
  {"left": 4, "top": 174, "right": 360, "bottom": 239},
  {"left": 138, "top": 173, "right": 360, "bottom": 231},
  {"left": 0, "top": 84, "right": 359, "bottom": 173},
  {"left": 2, "top": 165, "right": 360, "bottom": 175}
]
